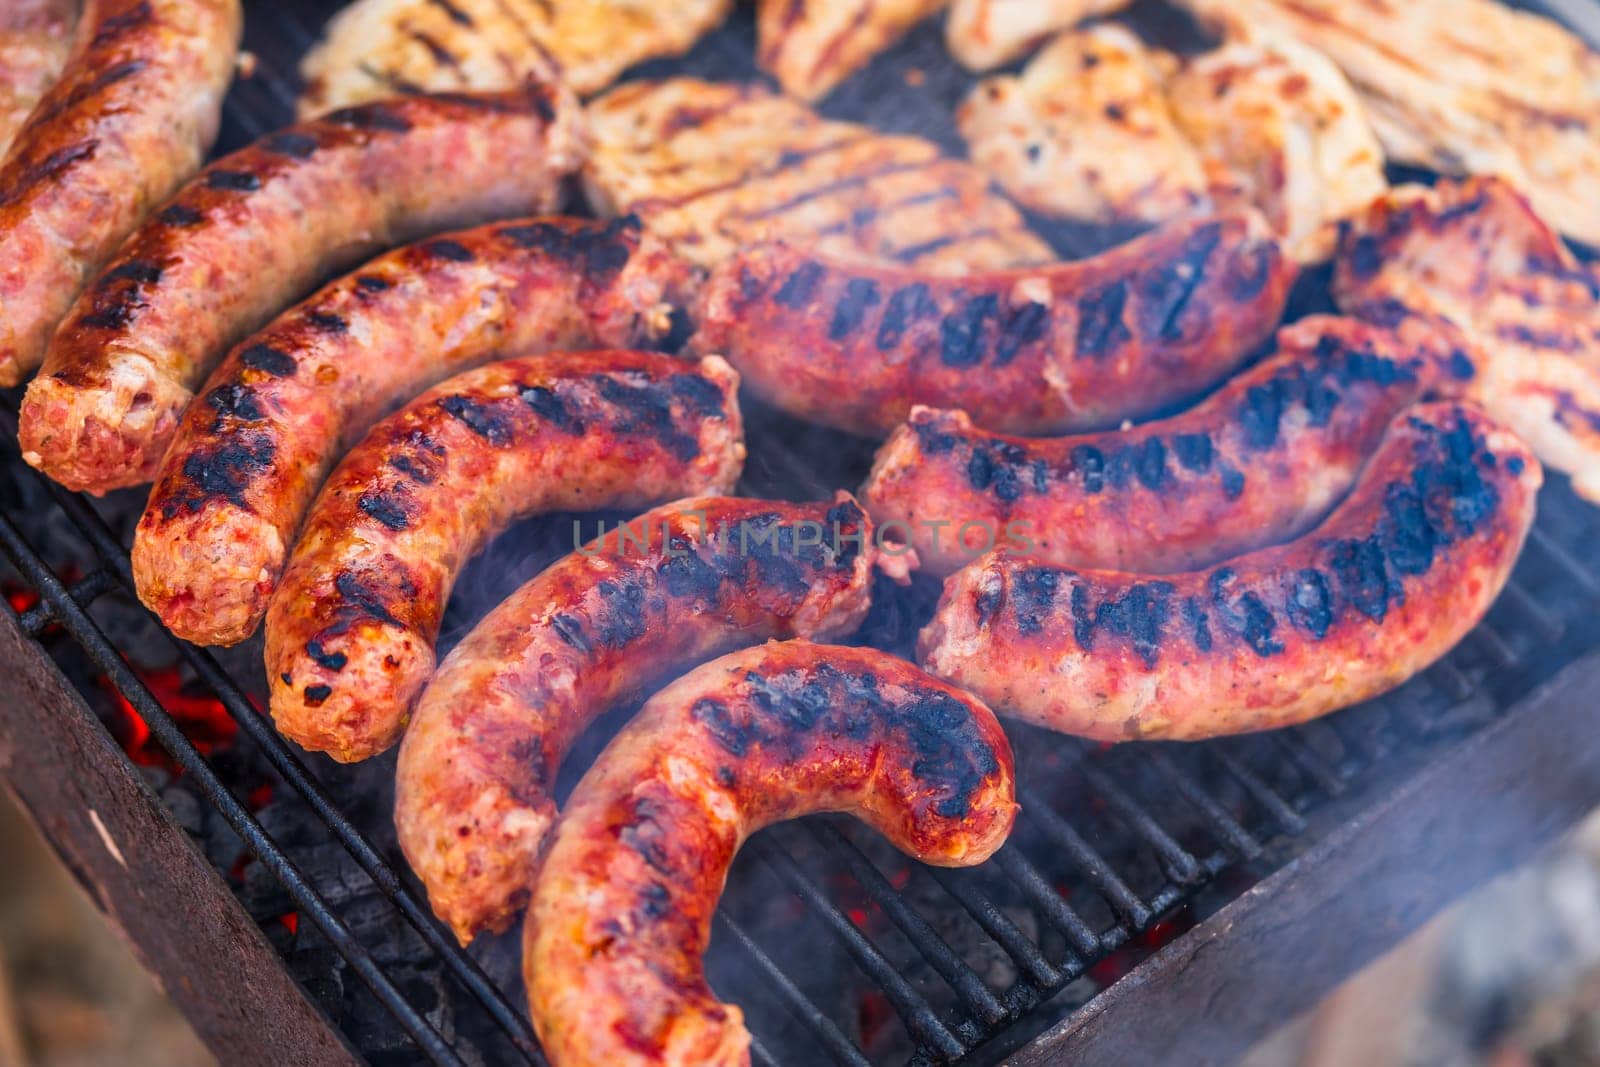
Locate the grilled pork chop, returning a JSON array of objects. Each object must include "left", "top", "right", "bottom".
[
  {"left": 1176, "top": 0, "right": 1600, "bottom": 247},
  {"left": 298, "top": 0, "right": 732, "bottom": 115},
  {"left": 757, "top": 0, "right": 948, "bottom": 101},
  {"left": 945, "top": 0, "right": 1134, "bottom": 70},
  {"left": 584, "top": 77, "right": 1052, "bottom": 273}
]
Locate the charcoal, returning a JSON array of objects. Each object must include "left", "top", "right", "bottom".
[{"left": 159, "top": 784, "right": 203, "bottom": 837}]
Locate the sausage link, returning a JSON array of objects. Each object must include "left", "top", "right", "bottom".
[
  {"left": 18, "top": 84, "right": 588, "bottom": 493},
  {"left": 133, "top": 215, "right": 694, "bottom": 648},
  {"left": 862, "top": 314, "right": 1475, "bottom": 577},
  {"left": 0, "top": 1, "right": 77, "bottom": 157},
  {"left": 398, "top": 494, "right": 884, "bottom": 943},
  {"left": 693, "top": 212, "right": 1293, "bottom": 435},
  {"left": 919, "top": 402, "right": 1540, "bottom": 741},
  {"left": 265, "top": 351, "right": 745, "bottom": 763},
  {"left": 0, "top": 0, "right": 242, "bottom": 386},
  {"left": 525, "top": 639, "right": 1017, "bottom": 1067}
]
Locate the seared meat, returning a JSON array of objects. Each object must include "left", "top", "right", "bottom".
[
  {"left": 584, "top": 77, "right": 1052, "bottom": 273},
  {"left": 693, "top": 212, "right": 1294, "bottom": 435},
  {"left": 945, "top": 0, "right": 1134, "bottom": 70},
  {"left": 0, "top": 0, "right": 242, "bottom": 387},
  {"left": 298, "top": 0, "right": 731, "bottom": 115},
  {"left": 1167, "top": 32, "right": 1388, "bottom": 263},
  {"left": 264, "top": 351, "right": 744, "bottom": 762},
  {"left": 861, "top": 314, "right": 1473, "bottom": 577},
  {"left": 526, "top": 640, "right": 1016, "bottom": 1067},
  {"left": 19, "top": 85, "right": 587, "bottom": 495},
  {"left": 1177, "top": 0, "right": 1600, "bottom": 247},
  {"left": 757, "top": 0, "right": 947, "bottom": 101},
  {"left": 133, "top": 216, "right": 693, "bottom": 648},
  {"left": 397, "top": 495, "right": 883, "bottom": 942},
  {"left": 957, "top": 25, "right": 1209, "bottom": 226},
  {"left": 920, "top": 402, "right": 1540, "bottom": 741},
  {"left": 1334, "top": 178, "right": 1600, "bottom": 502}
]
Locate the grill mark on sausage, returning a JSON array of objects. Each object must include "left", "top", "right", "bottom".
[
  {"left": 240, "top": 344, "right": 297, "bottom": 377},
  {"left": 940, "top": 294, "right": 998, "bottom": 367},
  {"left": 159, "top": 203, "right": 204, "bottom": 227},
  {"left": 205, "top": 168, "right": 261, "bottom": 191},
  {"left": 262, "top": 131, "right": 319, "bottom": 159},
  {"left": 1075, "top": 279, "right": 1131, "bottom": 359},
  {"left": 91, "top": 2, "right": 154, "bottom": 46},
  {"left": 204, "top": 383, "right": 265, "bottom": 424},
  {"left": 358, "top": 488, "right": 415, "bottom": 531},
  {"left": 0, "top": 142, "right": 96, "bottom": 207},
  {"left": 165, "top": 432, "right": 277, "bottom": 516},
  {"left": 355, "top": 274, "right": 391, "bottom": 292},
  {"left": 428, "top": 0, "right": 475, "bottom": 25},
  {"left": 995, "top": 301, "right": 1048, "bottom": 365},
  {"left": 877, "top": 283, "right": 936, "bottom": 350},
  {"left": 424, "top": 238, "right": 474, "bottom": 262},
  {"left": 829, "top": 279, "right": 881, "bottom": 341},
  {"left": 306, "top": 311, "right": 348, "bottom": 333},
  {"left": 775, "top": 262, "right": 824, "bottom": 308},
  {"left": 27, "top": 60, "right": 148, "bottom": 128},
  {"left": 1138, "top": 222, "right": 1222, "bottom": 342},
  {"left": 438, "top": 394, "right": 515, "bottom": 446},
  {"left": 306, "top": 639, "right": 348, "bottom": 671},
  {"left": 327, "top": 103, "right": 413, "bottom": 132}
]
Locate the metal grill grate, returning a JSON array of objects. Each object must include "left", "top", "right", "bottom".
[{"left": 3, "top": 2, "right": 1600, "bottom": 1064}]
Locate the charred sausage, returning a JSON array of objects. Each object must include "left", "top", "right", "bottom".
[
  {"left": 862, "top": 314, "right": 1475, "bottom": 577},
  {"left": 692, "top": 212, "right": 1293, "bottom": 435},
  {"left": 18, "top": 84, "right": 588, "bottom": 493},
  {"left": 525, "top": 639, "right": 1017, "bottom": 1067},
  {"left": 132, "top": 216, "right": 693, "bottom": 648},
  {"left": 0, "top": 0, "right": 242, "bottom": 387},
  {"left": 264, "top": 351, "right": 744, "bottom": 763},
  {"left": 398, "top": 494, "right": 890, "bottom": 943},
  {"left": 919, "top": 402, "right": 1539, "bottom": 741}
]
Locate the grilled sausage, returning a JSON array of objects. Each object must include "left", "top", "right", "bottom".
[
  {"left": 0, "top": 0, "right": 242, "bottom": 387},
  {"left": 525, "top": 639, "right": 1017, "bottom": 1067},
  {"left": 265, "top": 351, "right": 745, "bottom": 763},
  {"left": 919, "top": 402, "right": 1539, "bottom": 741},
  {"left": 398, "top": 494, "right": 888, "bottom": 942},
  {"left": 693, "top": 212, "right": 1293, "bottom": 435},
  {"left": 862, "top": 314, "right": 1476, "bottom": 577},
  {"left": 18, "top": 84, "right": 588, "bottom": 494},
  {"left": 0, "top": 0, "right": 77, "bottom": 157},
  {"left": 132, "top": 216, "right": 693, "bottom": 648}
]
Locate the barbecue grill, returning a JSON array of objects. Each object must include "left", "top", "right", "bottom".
[{"left": 4, "top": 2, "right": 1600, "bottom": 1065}]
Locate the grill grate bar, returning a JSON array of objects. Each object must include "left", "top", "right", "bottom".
[
  {"left": 1527, "top": 525, "right": 1600, "bottom": 596},
  {"left": 988, "top": 847, "right": 1103, "bottom": 960},
  {"left": 1144, "top": 749, "right": 1263, "bottom": 860},
  {"left": 0, "top": 398, "right": 545, "bottom": 1063},
  {"left": 1014, "top": 791, "right": 1153, "bottom": 930},
  {"left": 923, "top": 865, "right": 1066, "bottom": 989},
  {"left": 1496, "top": 579, "right": 1565, "bottom": 642},
  {"left": 0, "top": 511, "right": 465, "bottom": 1067},
  {"left": 714, "top": 912, "right": 872, "bottom": 1067},
  {"left": 16, "top": 566, "right": 116, "bottom": 637},
  {"left": 1075, "top": 762, "right": 1203, "bottom": 885},
  {"left": 748, "top": 836, "right": 968, "bottom": 1061},
  {"left": 1206, "top": 746, "right": 1308, "bottom": 835},
  {"left": 807, "top": 822, "right": 1010, "bottom": 1027}
]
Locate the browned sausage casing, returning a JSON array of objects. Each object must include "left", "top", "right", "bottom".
[
  {"left": 265, "top": 350, "right": 745, "bottom": 763},
  {"left": 398, "top": 494, "right": 883, "bottom": 943},
  {"left": 526, "top": 640, "right": 1017, "bottom": 1067},
  {"left": 693, "top": 212, "right": 1294, "bottom": 435},
  {"left": 132, "top": 216, "right": 694, "bottom": 648},
  {"left": 862, "top": 314, "right": 1475, "bottom": 577},
  {"left": 920, "top": 402, "right": 1539, "bottom": 741},
  {"left": 18, "top": 84, "right": 588, "bottom": 493}
]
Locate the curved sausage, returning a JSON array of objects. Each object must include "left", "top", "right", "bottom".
[
  {"left": 525, "top": 639, "right": 1017, "bottom": 1067},
  {"left": 0, "top": 0, "right": 241, "bottom": 387},
  {"left": 862, "top": 314, "right": 1475, "bottom": 577},
  {"left": 132, "top": 215, "right": 694, "bottom": 648},
  {"left": 919, "top": 401, "right": 1539, "bottom": 741},
  {"left": 692, "top": 212, "right": 1293, "bottom": 435},
  {"left": 264, "top": 350, "right": 745, "bottom": 763},
  {"left": 398, "top": 493, "right": 889, "bottom": 943},
  {"left": 18, "top": 84, "right": 588, "bottom": 493}
]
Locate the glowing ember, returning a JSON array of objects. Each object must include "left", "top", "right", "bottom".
[{"left": 97, "top": 662, "right": 238, "bottom": 772}]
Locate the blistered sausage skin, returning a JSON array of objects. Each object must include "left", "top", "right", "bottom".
[
  {"left": 693, "top": 212, "right": 1293, "bottom": 435},
  {"left": 526, "top": 640, "right": 1017, "bottom": 1067},
  {"left": 398, "top": 494, "right": 887, "bottom": 943},
  {"left": 19, "top": 84, "right": 588, "bottom": 494},
  {"left": 863, "top": 314, "right": 1476, "bottom": 577},
  {"left": 132, "top": 216, "right": 693, "bottom": 648},
  {"left": 920, "top": 402, "right": 1539, "bottom": 741},
  {"left": 0, "top": 0, "right": 242, "bottom": 388},
  {"left": 265, "top": 351, "right": 745, "bottom": 763}
]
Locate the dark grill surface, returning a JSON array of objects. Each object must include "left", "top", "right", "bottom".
[{"left": 3, "top": 2, "right": 1600, "bottom": 1065}]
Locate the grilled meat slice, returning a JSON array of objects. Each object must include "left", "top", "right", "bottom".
[
  {"left": 0, "top": 0, "right": 76, "bottom": 157},
  {"left": 757, "top": 0, "right": 947, "bottom": 101},
  {"left": 957, "top": 25, "right": 1209, "bottom": 226},
  {"left": 694, "top": 212, "right": 1294, "bottom": 435},
  {"left": 1167, "top": 32, "right": 1388, "bottom": 263},
  {"left": 1177, "top": 0, "right": 1600, "bottom": 247},
  {"left": 526, "top": 640, "right": 1016, "bottom": 1067},
  {"left": 133, "top": 216, "right": 693, "bottom": 648},
  {"left": 584, "top": 77, "right": 1052, "bottom": 273},
  {"left": 298, "top": 0, "right": 732, "bottom": 115},
  {"left": 398, "top": 495, "right": 883, "bottom": 942},
  {"left": 945, "top": 0, "right": 1134, "bottom": 70},
  {"left": 1334, "top": 178, "right": 1600, "bottom": 502},
  {"left": 0, "top": 0, "right": 242, "bottom": 387},
  {"left": 19, "top": 85, "right": 587, "bottom": 495},
  {"left": 921, "top": 402, "right": 1540, "bottom": 741},
  {"left": 861, "top": 314, "right": 1473, "bottom": 577},
  {"left": 264, "top": 351, "right": 744, "bottom": 763}
]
